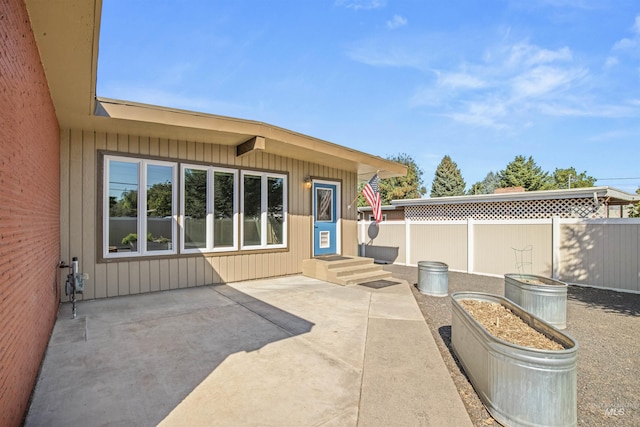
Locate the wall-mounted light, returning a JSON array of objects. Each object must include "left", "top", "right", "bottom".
[{"left": 304, "top": 176, "right": 312, "bottom": 189}]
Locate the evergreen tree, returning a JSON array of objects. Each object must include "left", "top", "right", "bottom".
[
  {"left": 468, "top": 171, "right": 500, "bottom": 195},
  {"left": 497, "top": 155, "right": 550, "bottom": 191},
  {"left": 628, "top": 188, "right": 640, "bottom": 218},
  {"left": 430, "top": 155, "right": 466, "bottom": 197},
  {"left": 358, "top": 153, "right": 427, "bottom": 206}
]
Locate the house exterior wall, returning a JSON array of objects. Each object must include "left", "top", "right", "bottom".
[
  {"left": 60, "top": 129, "right": 358, "bottom": 300},
  {"left": 0, "top": 1, "right": 61, "bottom": 425}
]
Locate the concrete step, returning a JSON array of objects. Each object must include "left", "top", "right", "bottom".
[
  {"left": 339, "top": 270, "right": 394, "bottom": 286},
  {"left": 332, "top": 264, "right": 383, "bottom": 278}
]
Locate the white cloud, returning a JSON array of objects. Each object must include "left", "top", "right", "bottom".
[
  {"left": 506, "top": 43, "right": 572, "bottom": 68},
  {"left": 386, "top": 15, "right": 407, "bottom": 30},
  {"left": 438, "top": 72, "right": 487, "bottom": 89},
  {"left": 335, "top": 0, "right": 386, "bottom": 10},
  {"left": 612, "top": 15, "right": 640, "bottom": 52},
  {"left": 604, "top": 56, "right": 619, "bottom": 68},
  {"left": 510, "top": 66, "right": 586, "bottom": 98},
  {"left": 345, "top": 41, "right": 426, "bottom": 68}
]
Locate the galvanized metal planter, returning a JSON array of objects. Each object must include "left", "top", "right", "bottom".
[
  {"left": 505, "top": 274, "right": 568, "bottom": 329},
  {"left": 451, "top": 292, "right": 578, "bottom": 427},
  {"left": 417, "top": 261, "right": 448, "bottom": 297}
]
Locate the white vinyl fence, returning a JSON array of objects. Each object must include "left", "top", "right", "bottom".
[{"left": 359, "top": 218, "right": 640, "bottom": 293}]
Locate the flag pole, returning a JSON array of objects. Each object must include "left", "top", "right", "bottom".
[
  {"left": 348, "top": 170, "right": 380, "bottom": 209},
  {"left": 347, "top": 194, "right": 360, "bottom": 209}
]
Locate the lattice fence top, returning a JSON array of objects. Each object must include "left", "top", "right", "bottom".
[{"left": 405, "top": 197, "right": 605, "bottom": 221}]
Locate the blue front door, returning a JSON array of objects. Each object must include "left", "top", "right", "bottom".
[{"left": 313, "top": 181, "right": 338, "bottom": 256}]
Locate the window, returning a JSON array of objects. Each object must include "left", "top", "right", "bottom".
[
  {"left": 102, "top": 154, "right": 287, "bottom": 258},
  {"left": 369, "top": 214, "right": 388, "bottom": 222},
  {"left": 104, "top": 156, "right": 177, "bottom": 258},
  {"left": 241, "top": 171, "right": 287, "bottom": 249},
  {"left": 181, "top": 165, "right": 238, "bottom": 253}
]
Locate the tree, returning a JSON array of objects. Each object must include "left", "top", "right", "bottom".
[
  {"left": 147, "top": 182, "right": 173, "bottom": 217},
  {"left": 628, "top": 188, "right": 640, "bottom": 218},
  {"left": 497, "top": 155, "right": 550, "bottom": 191},
  {"left": 468, "top": 171, "right": 500, "bottom": 195},
  {"left": 357, "top": 153, "right": 427, "bottom": 207},
  {"left": 430, "top": 155, "right": 466, "bottom": 197},
  {"left": 549, "top": 167, "right": 596, "bottom": 189}
]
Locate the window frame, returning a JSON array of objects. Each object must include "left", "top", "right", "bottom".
[
  {"left": 240, "top": 170, "right": 288, "bottom": 250},
  {"left": 180, "top": 164, "right": 239, "bottom": 254},
  {"left": 103, "top": 155, "right": 178, "bottom": 259}
]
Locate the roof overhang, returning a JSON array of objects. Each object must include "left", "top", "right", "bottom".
[
  {"left": 25, "top": 0, "right": 406, "bottom": 181},
  {"left": 392, "top": 187, "right": 640, "bottom": 207}
]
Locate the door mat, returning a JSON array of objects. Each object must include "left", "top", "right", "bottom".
[{"left": 359, "top": 279, "right": 400, "bottom": 289}]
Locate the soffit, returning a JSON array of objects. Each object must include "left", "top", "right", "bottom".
[{"left": 25, "top": 0, "right": 406, "bottom": 181}]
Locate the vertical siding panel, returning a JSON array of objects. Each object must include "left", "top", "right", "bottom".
[
  {"left": 234, "top": 256, "right": 243, "bottom": 281},
  {"left": 209, "top": 257, "right": 221, "bottom": 284},
  {"left": 195, "top": 141, "right": 204, "bottom": 162},
  {"left": 149, "top": 137, "right": 160, "bottom": 157},
  {"left": 81, "top": 130, "right": 96, "bottom": 300},
  {"left": 159, "top": 259, "right": 170, "bottom": 290},
  {"left": 203, "top": 143, "right": 212, "bottom": 164},
  {"left": 159, "top": 138, "right": 169, "bottom": 158},
  {"left": 106, "top": 263, "right": 118, "bottom": 297},
  {"left": 195, "top": 257, "right": 205, "bottom": 286},
  {"left": 211, "top": 143, "right": 220, "bottom": 164},
  {"left": 129, "top": 261, "right": 140, "bottom": 294},
  {"left": 117, "top": 133, "right": 129, "bottom": 152},
  {"left": 94, "top": 264, "right": 107, "bottom": 299},
  {"left": 139, "top": 260, "right": 150, "bottom": 294},
  {"left": 106, "top": 132, "right": 118, "bottom": 151},
  {"left": 184, "top": 257, "right": 194, "bottom": 288},
  {"left": 94, "top": 131, "right": 107, "bottom": 298},
  {"left": 149, "top": 259, "right": 161, "bottom": 292},
  {"left": 219, "top": 256, "right": 228, "bottom": 284},
  {"left": 204, "top": 256, "right": 213, "bottom": 285},
  {"left": 129, "top": 134, "right": 140, "bottom": 155},
  {"left": 254, "top": 253, "right": 264, "bottom": 279},
  {"left": 118, "top": 263, "right": 129, "bottom": 296},
  {"left": 169, "top": 258, "right": 179, "bottom": 289},
  {"left": 139, "top": 136, "right": 150, "bottom": 156},
  {"left": 178, "top": 140, "right": 188, "bottom": 160},
  {"left": 186, "top": 141, "right": 196, "bottom": 161},
  {"left": 68, "top": 129, "right": 84, "bottom": 295}
]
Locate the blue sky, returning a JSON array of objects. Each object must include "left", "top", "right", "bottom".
[{"left": 97, "top": 0, "right": 640, "bottom": 194}]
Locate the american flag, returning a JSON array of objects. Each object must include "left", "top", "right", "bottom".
[{"left": 362, "top": 174, "right": 382, "bottom": 223}]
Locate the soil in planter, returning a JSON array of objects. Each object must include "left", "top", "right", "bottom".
[{"left": 460, "top": 300, "right": 565, "bottom": 351}]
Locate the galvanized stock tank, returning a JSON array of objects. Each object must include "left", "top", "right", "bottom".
[
  {"left": 504, "top": 274, "right": 568, "bottom": 329},
  {"left": 451, "top": 292, "right": 578, "bottom": 427},
  {"left": 417, "top": 261, "right": 448, "bottom": 297}
]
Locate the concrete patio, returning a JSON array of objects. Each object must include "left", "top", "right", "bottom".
[{"left": 25, "top": 275, "right": 471, "bottom": 426}]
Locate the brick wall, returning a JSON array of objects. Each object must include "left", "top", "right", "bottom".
[{"left": 0, "top": 0, "right": 61, "bottom": 426}]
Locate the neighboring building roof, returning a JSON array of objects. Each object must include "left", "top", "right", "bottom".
[
  {"left": 25, "top": 0, "right": 406, "bottom": 181},
  {"left": 392, "top": 187, "right": 639, "bottom": 207}
]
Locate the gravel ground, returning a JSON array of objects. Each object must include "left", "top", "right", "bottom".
[{"left": 383, "top": 264, "right": 640, "bottom": 427}]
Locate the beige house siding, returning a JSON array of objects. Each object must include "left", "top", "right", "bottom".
[{"left": 61, "top": 129, "right": 358, "bottom": 300}]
